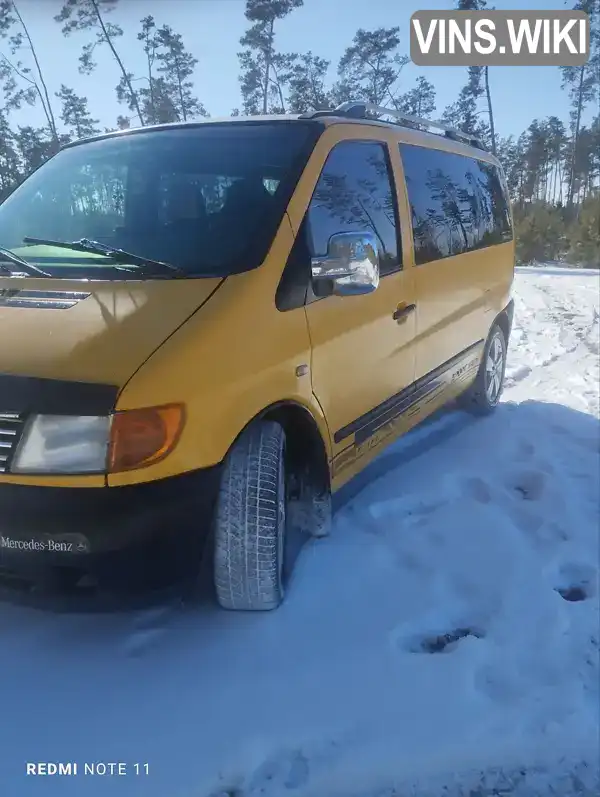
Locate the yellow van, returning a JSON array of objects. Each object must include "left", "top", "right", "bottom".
[{"left": 0, "top": 101, "right": 514, "bottom": 609}]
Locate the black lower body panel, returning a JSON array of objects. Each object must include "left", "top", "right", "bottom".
[{"left": 0, "top": 468, "right": 220, "bottom": 589}]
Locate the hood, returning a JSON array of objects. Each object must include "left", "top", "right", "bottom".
[{"left": 0, "top": 262, "right": 224, "bottom": 388}]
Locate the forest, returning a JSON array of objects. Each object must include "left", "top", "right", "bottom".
[{"left": 0, "top": 0, "right": 598, "bottom": 267}]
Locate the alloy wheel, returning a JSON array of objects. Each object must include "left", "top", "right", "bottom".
[{"left": 485, "top": 331, "right": 506, "bottom": 404}]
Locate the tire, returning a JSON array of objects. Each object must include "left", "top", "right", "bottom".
[
  {"left": 460, "top": 324, "right": 507, "bottom": 416},
  {"left": 213, "top": 420, "right": 287, "bottom": 611}
]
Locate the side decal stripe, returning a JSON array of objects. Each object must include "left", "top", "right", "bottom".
[{"left": 333, "top": 339, "right": 484, "bottom": 445}]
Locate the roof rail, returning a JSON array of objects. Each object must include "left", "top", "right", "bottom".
[{"left": 302, "top": 101, "right": 486, "bottom": 151}]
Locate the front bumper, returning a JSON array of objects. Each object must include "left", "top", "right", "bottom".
[{"left": 0, "top": 467, "right": 220, "bottom": 578}]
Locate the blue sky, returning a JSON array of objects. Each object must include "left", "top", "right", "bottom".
[{"left": 7, "top": 0, "right": 591, "bottom": 140}]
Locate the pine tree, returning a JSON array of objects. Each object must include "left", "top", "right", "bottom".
[
  {"left": 567, "top": 194, "right": 600, "bottom": 266},
  {"left": 397, "top": 76, "right": 436, "bottom": 118},
  {"left": 441, "top": 66, "right": 491, "bottom": 146},
  {"left": 155, "top": 25, "right": 206, "bottom": 121},
  {"left": 560, "top": 0, "right": 599, "bottom": 207},
  {"left": 284, "top": 52, "right": 331, "bottom": 112},
  {"left": 0, "top": 0, "right": 59, "bottom": 144},
  {"left": 118, "top": 18, "right": 206, "bottom": 125},
  {"left": 0, "top": 108, "right": 21, "bottom": 199},
  {"left": 238, "top": 0, "right": 303, "bottom": 114},
  {"left": 334, "top": 27, "right": 409, "bottom": 107},
  {"left": 55, "top": 0, "right": 145, "bottom": 125},
  {"left": 544, "top": 117, "right": 568, "bottom": 204},
  {"left": 14, "top": 125, "right": 67, "bottom": 170},
  {"left": 454, "top": 0, "right": 496, "bottom": 153},
  {"left": 136, "top": 15, "right": 160, "bottom": 125},
  {"left": 56, "top": 85, "right": 100, "bottom": 139},
  {"left": 0, "top": 49, "right": 36, "bottom": 112},
  {"left": 513, "top": 202, "right": 566, "bottom": 263}
]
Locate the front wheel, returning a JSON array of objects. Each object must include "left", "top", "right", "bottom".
[
  {"left": 212, "top": 420, "right": 287, "bottom": 611},
  {"left": 460, "top": 324, "right": 507, "bottom": 415}
]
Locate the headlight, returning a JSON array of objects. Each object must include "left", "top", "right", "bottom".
[
  {"left": 11, "top": 405, "right": 185, "bottom": 475},
  {"left": 12, "top": 415, "right": 111, "bottom": 474}
]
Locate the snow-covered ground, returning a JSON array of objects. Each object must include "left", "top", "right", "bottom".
[{"left": 1, "top": 266, "right": 599, "bottom": 797}]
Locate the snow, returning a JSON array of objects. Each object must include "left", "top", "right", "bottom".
[{"left": 1, "top": 267, "right": 599, "bottom": 797}]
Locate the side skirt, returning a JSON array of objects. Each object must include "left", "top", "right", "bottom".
[{"left": 331, "top": 340, "right": 484, "bottom": 483}]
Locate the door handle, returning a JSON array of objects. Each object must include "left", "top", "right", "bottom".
[{"left": 392, "top": 303, "right": 416, "bottom": 322}]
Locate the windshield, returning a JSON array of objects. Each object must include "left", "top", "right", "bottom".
[{"left": 0, "top": 122, "right": 319, "bottom": 279}]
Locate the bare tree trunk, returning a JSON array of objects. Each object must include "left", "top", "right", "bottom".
[
  {"left": 558, "top": 161, "right": 564, "bottom": 204},
  {"left": 356, "top": 197, "right": 387, "bottom": 254},
  {"left": 175, "top": 60, "right": 186, "bottom": 121},
  {"left": 543, "top": 159, "right": 548, "bottom": 202},
  {"left": 567, "top": 65, "right": 585, "bottom": 208},
  {"left": 277, "top": 81, "right": 286, "bottom": 112},
  {"left": 270, "top": 63, "right": 286, "bottom": 113},
  {"left": 90, "top": 0, "right": 144, "bottom": 125},
  {"left": 517, "top": 168, "right": 524, "bottom": 208},
  {"left": 146, "top": 49, "right": 155, "bottom": 123},
  {"left": 262, "top": 17, "right": 274, "bottom": 114},
  {"left": 309, "top": 71, "right": 320, "bottom": 110},
  {"left": 0, "top": 52, "right": 55, "bottom": 139},
  {"left": 11, "top": 1, "right": 59, "bottom": 145},
  {"left": 484, "top": 66, "right": 496, "bottom": 155}
]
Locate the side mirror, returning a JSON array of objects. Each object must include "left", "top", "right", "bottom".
[{"left": 311, "top": 231, "right": 380, "bottom": 297}]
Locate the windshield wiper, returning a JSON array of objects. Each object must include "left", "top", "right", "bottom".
[
  {"left": 22, "top": 237, "right": 186, "bottom": 277},
  {"left": 0, "top": 245, "right": 51, "bottom": 277}
]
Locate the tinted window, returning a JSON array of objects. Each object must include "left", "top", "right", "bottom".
[
  {"left": 308, "top": 141, "right": 401, "bottom": 276},
  {"left": 0, "top": 123, "right": 318, "bottom": 278},
  {"left": 399, "top": 143, "right": 513, "bottom": 266},
  {"left": 480, "top": 160, "right": 513, "bottom": 242}
]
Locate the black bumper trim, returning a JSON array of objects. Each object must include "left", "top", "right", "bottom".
[{"left": 0, "top": 467, "right": 221, "bottom": 569}]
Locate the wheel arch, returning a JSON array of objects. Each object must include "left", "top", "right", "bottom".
[
  {"left": 235, "top": 400, "right": 332, "bottom": 495},
  {"left": 494, "top": 298, "right": 514, "bottom": 344}
]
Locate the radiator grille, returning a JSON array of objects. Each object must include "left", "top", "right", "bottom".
[{"left": 0, "top": 413, "right": 25, "bottom": 473}]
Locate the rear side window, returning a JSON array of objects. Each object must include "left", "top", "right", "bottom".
[
  {"left": 308, "top": 141, "right": 401, "bottom": 276},
  {"left": 399, "top": 143, "right": 513, "bottom": 266}
]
